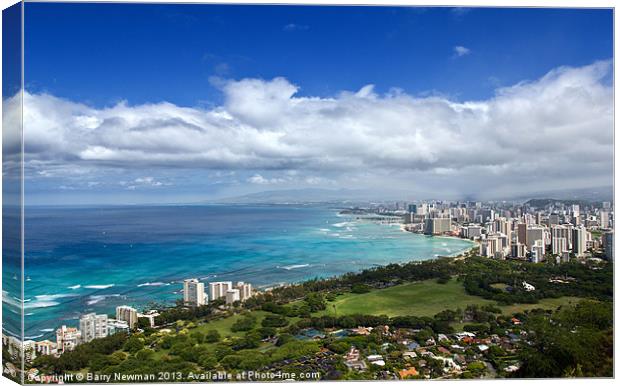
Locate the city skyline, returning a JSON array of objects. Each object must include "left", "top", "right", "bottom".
[{"left": 4, "top": 5, "right": 614, "bottom": 204}]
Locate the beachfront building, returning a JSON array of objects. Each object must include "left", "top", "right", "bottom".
[
  {"left": 35, "top": 340, "right": 57, "bottom": 357},
  {"left": 107, "top": 319, "right": 130, "bottom": 335},
  {"left": 209, "top": 281, "right": 233, "bottom": 301},
  {"left": 79, "top": 313, "right": 108, "bottom": 343},
  {"left": 461, "top": 225, "right": 482, "bottom": 239},
  {"left": 225, "top": 288, "right": 240, "bottom": 304},
  {"left": 56, "top": 325, "right": 81, "bottom": 353},
  {"left": 183, "top": 278, "right": 208, "bottom": 307},
  {"left": 424, "top": 217, "right": 452, "bottom": 235},
  {"left": 116, "top": 305, "right": 138, "bottom": 328},
  {"left": 235, "top": 281, "right": 253, "bottom": 301}
]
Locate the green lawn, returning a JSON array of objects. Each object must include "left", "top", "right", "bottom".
[
  {"left": 192, "top": 310, "right": 270, "bottom": 338},
  {"left": 318, "top": 279, "right": 582, "bottom": 318}
]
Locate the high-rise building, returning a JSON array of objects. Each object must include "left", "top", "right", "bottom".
[
  {"left": 424, "top": 217, "right": 451, "bottom": 235},
  {"left": 526, "top": 226, "right": 546, "bottom": 254},
  {"left": 183, "top": 278, "right": 207, "bottom": 306},
  {"left": 603, "top": 231, "right": 613, "bottom": 261},
  {"left": 480, "top": 235, "right": 501, "bottom": 257},
  {"left": 225, "top": 289, "right": 240, "bottom": 304},
  {"left": 511, "top": 243, "right": 527, "bottom": 259},
  {"left": 116, "top": 305, "right": 138, "bottom": 329},
  {"left": 551, "top": 237, "right": 567, "bottom": 256},
  {"left": 79, "top": 313, "right": 108, "bottom": 343},
  {"left": 517, "top": 223, "right": 527, "bottom": 245},
  {"left": 461, "top": 225, "right": 482, "bottom": 239},
  {"left": 408, "top": 204, "right": 417, "bottom": 214},
  {"left": 600, "top": 211, "right": 610, "bottom": 229},
  {"left": 548, "top": 213, "right": 560, "bottom": 226},
  {"left": 551, "top": 225, "right": 571, "bottom": 255},
  {"left": 209, "top": 281, "right": 233, "bottom": 301},
  {"left": 530, "top": 240, "right": 545, "bottom": 263},
  {"left": 56, "top": 325, "right": 81, "bottom": 354},
  {"left": 235, "top": 282, "right": 253, "bottom": 301},
  {"left": 572, "top": 226, "right": 588, "bottom": 257}
]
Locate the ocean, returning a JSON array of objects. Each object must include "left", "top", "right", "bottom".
[{"left": 8, "top": 204, "right": 473, "bottom": 339}]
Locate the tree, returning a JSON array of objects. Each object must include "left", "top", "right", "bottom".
[
  {"left": 275, "top": 333, "right": 295, "bottom": 346},
  {"left": 351, "top": 284, "right": 371, "bottom": 294},
  {"left": 261, "top": 314, "right": 288, "bottom": 328},
  {"left": 205, "top": 329, "right": 221, "bottom": 343},
  {"left": 123, "top": 336, "right": 145, "bottom": 354},
  {"left": 231, "top": 315, "right": 256, "bottom": 332},
  {"left": 190, "top": 331, "right": 205, "bottom": 344},
  {"left": 135, "top": 348, "right": 155, "bottom": 361},
  {"left": 304, "top": 293, "right": 327, "bottom": 312},
  {"left": 199, "top": 354, "right": 218, "bottom": 370}
]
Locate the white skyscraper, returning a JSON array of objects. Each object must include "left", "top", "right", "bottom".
[
  {"left": 235, "top": 281, "right": 253, "bottom": 301},
  {"left": 551, "top": 225, "right": 570, "bottom": 255},
  {"left": 116, "top": 305, "right": 138, "bottom": 328},
  {"left": 79, "top": 313, "right": 108, "bottom": 343},
  {"left": 209, "top": 281, "right": 233, "bottom": 301},
  {"left": 225, "top": 289, "right": 240, "bottom": 304},
  {"left": 183, "top": 278, "right": 207, "bottom": 306},
  {"left": 530, "top": 240, "right": 545, "bottom": 263}
]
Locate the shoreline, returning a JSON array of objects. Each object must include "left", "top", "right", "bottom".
[
  {"left": 22, "top": 212, "right": 475, "bottom": 341},
  {"left": 399, "top": 223, "right": 476, "bottom": 258}
]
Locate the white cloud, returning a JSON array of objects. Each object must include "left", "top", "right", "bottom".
[
  {"left": 247, "top": 174, "right": 286, "bottom": 185},
  {"left": 8, "top": 60, "right": 613, "bottom": 198},
  {"left": 119, "top": 176, "right": 169, "bottom": 190},
  {"left": 453, "top": 45, "right": 471, "bottom": 57},
  {"left": 283, "top": 23, "right": 309, "bottom": 31}
]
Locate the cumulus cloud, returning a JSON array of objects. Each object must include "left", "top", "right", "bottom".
[
  {"left": 6, "top": 60, "right": 613, "bottom": 198},
  {"left": 453, "top": 45, "right": 471, "bottom": 57}
]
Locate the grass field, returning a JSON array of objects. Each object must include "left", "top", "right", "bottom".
[
  {"left": 193, "top": 310, "right": 271, "bottom": 338},
  {"left": 171, "top": 279, "right": 582, "bottom": 345},
  {"left": 317, "top": 279, "right": 583, "bottom": 318}
]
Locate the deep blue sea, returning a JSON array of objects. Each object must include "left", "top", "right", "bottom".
[{"left": 8, "top": 205, "right": 473, "bottom": 339}]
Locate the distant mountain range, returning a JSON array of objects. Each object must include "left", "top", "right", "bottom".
[
  {"left": 212, "top": 188, "right": 391, "bottom": 204},
  {"left": 212, "top": 186, "right": 613, "bottom": 205},
  {"left": 513, "top": 186, "right": 613, "bottom": 204}
]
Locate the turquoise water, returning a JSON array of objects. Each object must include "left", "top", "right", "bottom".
[{"left": 12, "top": 205, "right": 473, "bottom": 339}]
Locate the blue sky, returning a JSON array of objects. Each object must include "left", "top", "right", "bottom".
[
  {"left": 11, "top": 4, "right": 614, "bottom": 204},
  {"left": 25, "top": 5, "right": 612, "bottom": 107}
]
